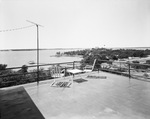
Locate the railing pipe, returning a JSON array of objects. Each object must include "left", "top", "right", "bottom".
[
  {"left": 128, "top": 63, "right": 131, "bottom": 78},
  {"left": 2, "top": 60, "right": 150, "bottom": 88},
  {"left": 73, "top": 61, "right": 75, "bottom": 69}
]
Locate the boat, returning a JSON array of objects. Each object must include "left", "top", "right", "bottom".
[{"left": 28, "top": 61, "right": 35, "bottom": 64}]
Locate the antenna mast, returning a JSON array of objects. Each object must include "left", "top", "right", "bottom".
[{"left": 27, "top": 20, "right": 43, "bottom": 85}]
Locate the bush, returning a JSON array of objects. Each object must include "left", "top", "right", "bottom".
[
  {"left": 0, "top": 64, "right": 53, "bottom": 88},
  {"left": 0, "top": 64, "right": 7, "bottom": 70}
]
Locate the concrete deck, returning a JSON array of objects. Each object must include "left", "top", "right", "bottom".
[{"left": 1, "top": 71, "right": 150, "bottom": 119}]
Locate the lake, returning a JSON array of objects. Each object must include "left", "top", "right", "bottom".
[
  {"left": 0, "top": 49, "right": 83, "bottom": 68},
  {"left": 1, "top": 47, "right": 150, "bottom": 68}
]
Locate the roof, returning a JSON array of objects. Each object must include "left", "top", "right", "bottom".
[{"left": 1, "top": 71, "right": 150, "bottom": 119}]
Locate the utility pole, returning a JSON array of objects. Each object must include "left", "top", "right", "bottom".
[{"left": 26, "top": 20, "right": 43, "bottom": 85}]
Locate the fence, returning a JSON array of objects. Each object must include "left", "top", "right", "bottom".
[
  {"left": 1, "top": 60, "right": 150, "bottom": 88},
  {"left": 99, "top": 60, "right": 150, "bottom": 81},
  {"left": 0, "top": 61, "right": 81, "bottom": 88}
]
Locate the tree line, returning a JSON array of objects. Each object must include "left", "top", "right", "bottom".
[
  {"left": 64, "top": 48, "right": 150, "bottom": 69},
  {"left": 64, "top": 48, "right": 150, "bottom": 59}
]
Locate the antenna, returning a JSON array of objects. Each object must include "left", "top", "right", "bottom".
[
  {"left": 27, "top": 20, "right": 43, "bottom": 85},
  {"left": 26, "top": 20, "right": 44, "bottom": 27}
]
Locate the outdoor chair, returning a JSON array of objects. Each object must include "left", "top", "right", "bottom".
[
  {"left": 83, "top": 59, "right": 97, "bottom": 72},
  {"left": 51, "top": 65, "right": 65, "bottom": 78},
  {"left": 50, "top": 65, "right": 72, "bottom": 87}
]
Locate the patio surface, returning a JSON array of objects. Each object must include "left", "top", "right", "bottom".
[
  {"left": 1, "top": 71, "right": 150, "bottom": 119},
  {"left": 0, "top": 87, "right": 44, "bottom": 119}
]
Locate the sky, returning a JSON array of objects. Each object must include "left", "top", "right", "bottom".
[{"left": 0, "top": 0, "right": 150, "bottom": 49}]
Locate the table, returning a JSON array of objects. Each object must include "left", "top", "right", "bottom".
[{"left": 67, "top": 69, "right": 84, "bottom": 84}]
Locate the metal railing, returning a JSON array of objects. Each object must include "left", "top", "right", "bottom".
[
  {"left": 99, "top": 60, "right": 150, "bottom": 81},
  {"left": 0, "top": 61, "right": 81, "bottom": 88},
  {"left": 1, "top": 60, "right": 150, "bottom": 88}
]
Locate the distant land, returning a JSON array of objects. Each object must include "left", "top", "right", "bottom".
[
  {"left": 111, "top": 47, "right": 150, "bottom": 50},
  {"left": 0, "top": 48, "right": 84, "bottom": 51},
  {"left": 0, "top": 47, "right": 150, "bottom": 51}
]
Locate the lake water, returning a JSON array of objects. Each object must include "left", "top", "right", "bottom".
[
  {"left": 1, "top": 47, "right": 150, "bottom": 68},
  {"left": 0, "top": 49, "right": 83, "bottom": 68}
]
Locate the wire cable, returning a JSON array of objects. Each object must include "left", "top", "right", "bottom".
[{"left": 0, "top": 25, "right": 35, "bottom": 32}]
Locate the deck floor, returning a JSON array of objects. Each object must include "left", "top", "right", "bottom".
[{"left": 1, "top": 71, "right": 150, "bottom": 119}]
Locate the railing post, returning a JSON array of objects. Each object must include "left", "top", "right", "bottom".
[
  {"left": 64, "top": 67, "right": 67, "bottom": 77},
  {"left": 128, "top": 63, "right": 131, "bottom": 78},
  {"left": 73, "top": 61, "right": 75, "bottom": 69},
  {"left": 120, "top": 62, "right": 121, "bottom": 71}
]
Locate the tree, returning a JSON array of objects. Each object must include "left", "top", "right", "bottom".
[
  {"left": 112, "top": 55, "right": 118, "bottom": 60},
  {"left": 0, "top": 64, "right": 7, "bottom": 70},
  {"left": 21, "top": 65, "right": 28, "bottom": 73},
  {"left": 0, "top": 64, "right": 9, "bottom": 76}
]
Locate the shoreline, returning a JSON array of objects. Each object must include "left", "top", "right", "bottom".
[
  {"left": 1, "top": 47, "right": 150, "bottom": 52},
  {"left": 0, "top": 48, "right": 84, "bottom": 52}
]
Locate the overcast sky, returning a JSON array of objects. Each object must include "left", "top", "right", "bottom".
[{"left": 0, "top": 0, "right": 150, "bottom": 49}]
